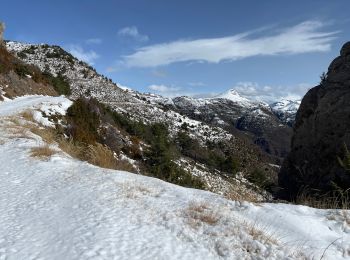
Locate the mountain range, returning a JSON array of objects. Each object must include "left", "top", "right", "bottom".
[{"left": 1, "top": 40, "right": 301, "bottom": 197}]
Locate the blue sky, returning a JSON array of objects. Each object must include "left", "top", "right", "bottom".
[{"left": 1, "top": 0, "right": 350, "bottom": 101}]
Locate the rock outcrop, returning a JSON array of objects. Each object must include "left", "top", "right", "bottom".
[{"left": 279, "top": 42, "right": 350, "bottom": 199}]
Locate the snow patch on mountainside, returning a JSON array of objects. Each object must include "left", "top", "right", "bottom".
[
  {"left": 270, "top": 99, "right": 301, "bottom": 125},
  {"left": 270, "top": 99, "right": 301, "bottom": 113}
]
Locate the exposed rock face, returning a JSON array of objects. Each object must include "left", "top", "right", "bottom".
[{"left": 279, "top": 42, "right": 350, "bottom": 199}]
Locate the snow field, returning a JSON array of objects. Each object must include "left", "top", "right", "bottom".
[{"left": 0, "top": 95, "right": 349, "bottom": 259}]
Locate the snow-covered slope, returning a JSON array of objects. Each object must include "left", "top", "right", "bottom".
[
  {"left": 0, "top": 95, "right": 349, "bottom": 260},
  {"left": 4, "top": 41, "right": 235, "bottom": 144}
]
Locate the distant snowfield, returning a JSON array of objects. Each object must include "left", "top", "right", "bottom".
[{"left": 0, "top": 96, "right": 349, "bottom": 260}]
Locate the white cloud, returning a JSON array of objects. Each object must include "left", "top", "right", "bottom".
[
  {"left": 122, "top": 21, "right": 338, "bottom": 67},
  {"left": 118, "top": 26, "right": 149, "bottom": 42},
  {"left": 230, "top": 81, "right": 313, "bottom": 102},
  {"left": 148, "top": 84, "right": 180, "bottom": 92},
  {"left": 86, "top": 38, "right": 102, "bottom": 44},
  {"left": 68, "top": 45, "right": 99, "bottom": 65}
]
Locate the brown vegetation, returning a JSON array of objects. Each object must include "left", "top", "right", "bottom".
[
  {"left": 184, "top": 201, "right": 220, "bottom": 228},
  {"left": 30, "top": 145, "right": 56, "bottom": 159}
]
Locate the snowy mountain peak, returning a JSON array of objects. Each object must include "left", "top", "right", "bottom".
[
  {"left": 215, "top": 89, "right": 249, "bottom": 102},
  {"left": 213, "top": 89, "right": 254, "bottom": 107}
]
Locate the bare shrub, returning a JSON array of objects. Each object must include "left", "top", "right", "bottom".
[
  {"left": 30, "top": 145, "right": 56, "bottom": 159},
  {"left": 184, "top": 201, "right": 220, "bottom": 228}
]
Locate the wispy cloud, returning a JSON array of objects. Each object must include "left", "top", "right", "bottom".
[
  {"left": 147, "top": 84, "right": 193, "bottom": 97},
  {"left": 86, "top": 38, "right": 102, "bottom": 44},
  {"left": 68, "top": 45, "right": 99, "bottom": 65},
  {"left": 118, "top": 26, "right": 149, "bottom": 42},
  {"left": 122, "top": 21, "right": 338, "bottom": 68},
  {"left": 230, "top": 81, "right": 313, "bottom": 102}
]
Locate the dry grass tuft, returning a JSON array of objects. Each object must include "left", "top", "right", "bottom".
[
  {"left": 86, "top": 143, "right": 136, "bottom": 171},
  {"left": 30, "top": 145, "right": 56, "bottom": 159},
  {"left": 30, "top": 126, "right": 57, "bottom": 144},
  {"left": 244, "top": 220, "right": 279, "bottom": 245},
  {"left": 224, "top": 187, "right": 261, "bottom": 203},
  {"left": 20, "top": 110, "right": 34, "bottom": 122},
  {"left": 6, "top": 116, "right": 21, "bottom": 126},
  {"left": 295, "top": 190, "right": 349, "bottom": 210},
  {"left": 1, "top": 114, "right": 36, "bottom": 140},
  {"left": 115, "top": 158, "right": 136, "bottom": 172},
  {"left": 87, "top": 143, "right": 119, "bottom": 169},
  {"left": 6, "top": 126, "right": 33, "bottom": 139},
  {"left": 57, "top": 137, "right": 84, "bottom": 159},
  {"left": 184, "top": 201, "right": 220, "bottom": 228},
  {"left": 122, "top": 182, "right": 156, "bottom": 199}
]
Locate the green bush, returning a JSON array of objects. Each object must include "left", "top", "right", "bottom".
[
  {"left": 247, "top": 168, "right": 273, "bottom": 190},
  {"left": 14, "top": 63, "right": 32, "bottom": 77},
  {"left": 42, "top": 72, "right": 71, "bottom": 95},
  {"left": 176, "top": 131, "right": 239, "bottom": 176},
  {"left": 145, "top": 125, "right": 204, "bottom": 189},
  {"left": 66, "top": 98, "right": 100, "bottom": 144}
]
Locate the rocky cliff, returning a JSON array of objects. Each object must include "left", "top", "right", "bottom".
[{"left": 279, "top": 42, "right": 350, "bottom": 199}]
